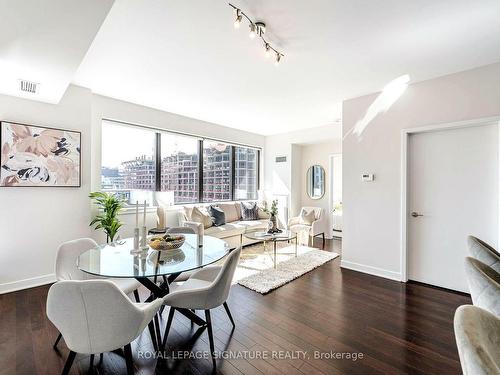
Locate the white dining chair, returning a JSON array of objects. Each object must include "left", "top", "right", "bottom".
[
  {"left": 161, "top": 247, "right": 241, "bottom": 367},
  {"left": 47, "top": 280, "right": 163, "bottom": 375},
  {"left": 467, "top": 235, "right": 500, "bottom": 273},
  {"left": 464, "top": 257, "right": 500, "bottom": 316},
  {"left": 454, "top": 305, "right": 500, "bottom": 375},
  {"left": 53, "top": 238, "right": 142, "bottom": 348}
]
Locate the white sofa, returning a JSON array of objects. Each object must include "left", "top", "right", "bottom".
[{"left": 170, "top": 202, "right": 272, "bottom": 249}]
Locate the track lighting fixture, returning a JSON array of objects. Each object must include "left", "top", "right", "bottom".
[
  {"left": 234, "top": 9, "right": 242, "bottom": 28},
  {"left": 229, "top": 3, "right": 284, "bottom": 65}
]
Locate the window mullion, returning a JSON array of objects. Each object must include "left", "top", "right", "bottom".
[
  {"left": 231, "top": 146, "right": 236, "bottom": 201},
  {"left": 155, "top": 132, "right": 161, "bottom": 192},
  {"left": 198, "top": 139, "right": 204, "bottom": 203}
]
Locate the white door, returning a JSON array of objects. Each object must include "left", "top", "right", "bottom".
[{"left": 408, "top": 123, "right": 498, "bottom": 292}]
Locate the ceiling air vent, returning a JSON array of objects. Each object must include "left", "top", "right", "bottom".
[{"left": 19, "top": 79, "right": 38, "bottom": 94}]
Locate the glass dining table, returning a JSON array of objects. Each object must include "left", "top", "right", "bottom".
[{"left": 77, "top": 233, "right": 230, "bottom": 350}]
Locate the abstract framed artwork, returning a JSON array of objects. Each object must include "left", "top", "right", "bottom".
[{"left": 0, "top": 121, "right": 81, "bottom": 187}]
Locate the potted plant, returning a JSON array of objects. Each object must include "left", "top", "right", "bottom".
[
  {"left": 263, "top": 199, "right": 282, "bottom": 234},
  {"left": 89, "top": 192, "right": 125, "bottom": 243}
]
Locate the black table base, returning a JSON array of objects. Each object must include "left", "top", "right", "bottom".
[{"left": 136, "top": 273, "right": 207, "bottom": 350}]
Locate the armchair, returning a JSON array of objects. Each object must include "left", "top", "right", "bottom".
[{"left": 288, "top": 207, "right": 328, "bottom": 248}]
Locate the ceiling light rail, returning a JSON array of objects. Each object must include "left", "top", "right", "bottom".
[{"left": 229, "top": 3, "right": 284, "bottom": 66}]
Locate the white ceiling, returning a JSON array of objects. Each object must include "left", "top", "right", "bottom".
[
  {"left": 3, "top": 1, "right": 500, "bottom": 135},
  {"left": 0, "top": 0, "right": 114, "bottom": 103}
]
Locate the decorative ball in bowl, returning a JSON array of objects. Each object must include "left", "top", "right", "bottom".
[{"left": 148, "top": 234, "right": 185, "bottom": 250}]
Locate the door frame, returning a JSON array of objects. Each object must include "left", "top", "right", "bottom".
[
  {"left": 329, "top": 153, "right": 342, "bottom": 238},
  {"left": 400, "top": 116, "right": 500, "bottom": 282}
]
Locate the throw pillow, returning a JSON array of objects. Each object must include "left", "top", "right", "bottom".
[
  {"left": 258, "top": 206, "right": 270, "bottom": 219},
  {"left": 208, "top": 205, "right": 226, "bottom": 226},
  {"left": 299, "top": 208, "right": 316, "bottom": 225},
  {"left": 190, "top": 206, "right": 213, "bottom": 229},
  {"left": 218, "top": 202, "right": 240, "bottom": 222},
  {"left": 241, "top": 201, "right": 259, "bottom": 220}
]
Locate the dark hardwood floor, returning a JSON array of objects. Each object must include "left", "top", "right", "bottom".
[{"left": 0, "top": 239, "right": 470, "bottom": 375}]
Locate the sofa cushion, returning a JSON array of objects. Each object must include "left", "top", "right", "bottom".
[
  {"left": 240, "top": 201, "right": 259, "bottom": 220},
  {"left": 191, "top": 206, "right": 213, "bottom": 229},
  {"left": 218, "top": 202, "right": 240, "bottom": 222},
  {"left": 258, "top": 207, "right": 270, "bottom": 219},
  {"left": 235, "top": 220, "right": 268, "bottom": 232},
  {"left": 182, "top": 206, "right": 194, "bottom": 221},
  {"left": 205, "top": 222, "right": 246, "bottom": 238},
  {"left": 208, "top": 205, "right": 226, "bottom": 226}
]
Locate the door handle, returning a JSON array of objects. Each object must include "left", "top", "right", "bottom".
[{"left": 411, "top": 212, "right": 423, "bottom": 218}]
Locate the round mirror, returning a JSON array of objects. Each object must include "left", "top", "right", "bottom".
[{"left": 306, "top": 165, "right": 325, "bottom": 199}]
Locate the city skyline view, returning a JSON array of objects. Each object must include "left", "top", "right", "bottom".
[{"left": 101, "top": 121, "right": 258, "bottom": 204}]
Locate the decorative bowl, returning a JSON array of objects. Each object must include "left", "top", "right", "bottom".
[{"left": 148, "top": 234, "right": 185, "bottom": 250}]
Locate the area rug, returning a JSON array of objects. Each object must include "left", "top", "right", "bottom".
[{"left": 235, "top": 242, "right": 338, "bottom": 294}]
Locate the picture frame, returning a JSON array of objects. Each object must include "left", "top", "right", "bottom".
[{"left": 0, "top": 121, "right": 81, "bottom": 187}]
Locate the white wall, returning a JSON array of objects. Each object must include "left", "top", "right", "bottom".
[
  {"left": 0, "top": 86, "right": 93, "bottom": 293},
  {"left": 342, "top": 62, "right": 500, "bottom": 280},
  {"left": 0, "top": 85, "right": 265, "bottom": 292},
  {"left": 264, "top": 124, "right": 342, "bottom": 226},
  {"left": 300, "top": 140, "right": 342, "bottom": 237}
]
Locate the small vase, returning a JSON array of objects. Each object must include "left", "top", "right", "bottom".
[{"left": 267, "top": 214, "right": 280, "bottom": 234}]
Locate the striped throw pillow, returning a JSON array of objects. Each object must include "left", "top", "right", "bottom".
[{"left": 240, "top": 201, "right": 259, "bottom": 220}]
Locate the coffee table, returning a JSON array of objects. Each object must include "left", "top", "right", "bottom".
[{"left": 243, "top": 230, "right": 298, "bottom": 269}]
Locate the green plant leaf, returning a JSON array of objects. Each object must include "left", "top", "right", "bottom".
[{"left": 89, "top": 191, "right": 124, "bottom": 243}]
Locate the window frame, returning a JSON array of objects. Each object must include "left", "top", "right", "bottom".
[{"left": 101, "top": 120, "right": 261, "bottom": 205}]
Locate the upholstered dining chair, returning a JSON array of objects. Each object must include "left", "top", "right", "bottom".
[
  {"left": 161, "top": 247, "right": 241, "bottom": 367},
  {"left": 53, "top": 238, "right": 141, "bottom": 348},
  {"left": 454, "top": 305, "right": 500, "bottom": 375},
  {"left": 467, "top": 235, "right": 500, "bottom": 273},
  {"left": 153, "top": 226, "right": 198, "bottom": 316},
  {"left": 464, "top": 257, "right": 500, "bottom": 316},
  {"left": 47, "top": 280, "right": 162, "bottom": 375}
]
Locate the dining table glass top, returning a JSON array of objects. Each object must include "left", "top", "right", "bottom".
[{"left": 77, "top": 234, "right": 230, "bottom": 278}]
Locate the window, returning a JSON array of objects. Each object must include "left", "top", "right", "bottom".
[
  {"left": 203, "top": 141, "right": 232, "bottom": 202},
  {"left": 234, "top": 146, "right": 258, "bottom": 200},
  {"left": 161, "top": 133, "right": 199, "bottom": 204},
  {"left": 101, "top": 121, "right": 156, "bottom": 204},
  {"left": 101, "top": 120, "right": 260, "bottom": 204}
]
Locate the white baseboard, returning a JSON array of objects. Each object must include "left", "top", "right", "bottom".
[
  {"left": 340, "top": 260, "right": 402, "bottom": 281},
  {"left": 0, "top": 274, "right": 56, "bottom": 294}
]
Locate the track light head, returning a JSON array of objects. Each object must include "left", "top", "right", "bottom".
[
  {"left": 249, "top": 23, "right": 256, "bottom": 39},
  {"left": 234, "top": 9, "right": 242, "bottom": 29},
  {"left": 275, "top": 53, "right": 281, "bottom": 66},
  {"left": 265, "top": 43, "right": 271, "bottom": 58}
]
